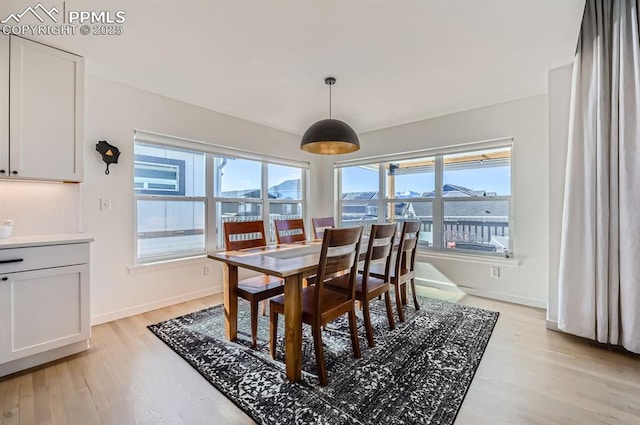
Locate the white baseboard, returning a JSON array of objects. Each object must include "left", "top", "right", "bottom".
[
  {"left": 415, "top": 278, "right": 460, "bottom": 292},
  {"left": 416, "top": 278, "right": 546, "bottom": 309},
  {"left": 459, "top": 286, "right": 546, "bottom": 309},
  {"left": 0, "top": 340, "right": 89, "bottom": 378},
  {"left": 91, "top": 285, "right": 222, "bottom": 326},
  {"left": 546, "top": 320, "right": 560, "bottom": 331}
]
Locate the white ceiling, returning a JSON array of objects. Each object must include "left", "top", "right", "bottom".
[{"left": 2, "top": 0, "right": 585, "bottom": 135}]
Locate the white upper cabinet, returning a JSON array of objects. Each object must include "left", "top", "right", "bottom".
[
  {"left": 0, "top": 37, "right": 8, "bottom": 177},
  {"left": 1, "top": 36, "right": 84, "bottom": 182}
]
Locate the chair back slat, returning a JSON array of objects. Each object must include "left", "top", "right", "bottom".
[
  {"left": 311, "top": 217, "right": 336, "bottom": 239},
  {"left": 313, "top": 227, "right": 362, "bottom": 314},
  {"left": 394, "top": 220, "right": 421, "bottom": 275},
  {"left": 274, "top": 219, "right": 306, "bottom": 244},
  {"left": 224, "top": 220, "right": 267, "bottom": 251},
  {"left": 323, "top": 250, "right": 357, "bottom": 276},
  {"left": 361, "top": 223, "right": 397, "bottom": 289}
]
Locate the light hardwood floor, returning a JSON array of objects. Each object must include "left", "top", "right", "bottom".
[{"left": 1, "top": 289, "right": 639, "bottom": 425}]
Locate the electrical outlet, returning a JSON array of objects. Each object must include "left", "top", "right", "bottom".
[
  {"left": 204, "top": 264, "right": 210, "bottom": 275},
  {"left": 99, "top": 198, "right": 112, "bottom": 211},
  {"left": 490, "top": 266, "right": 501, "bottom": 278}
]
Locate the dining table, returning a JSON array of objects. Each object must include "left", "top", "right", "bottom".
[{"left": 208, "top": 240, "right": 325, "bottom": 382}]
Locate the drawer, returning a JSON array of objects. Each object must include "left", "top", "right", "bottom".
[{"left": 0, "top": 243, "right": 89, "bottom": 274}]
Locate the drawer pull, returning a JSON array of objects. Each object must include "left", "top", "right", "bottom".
[
  {"left": 1, "top": 277, "right": 6, "bottom": 281},
  {"left": 0, "top": 258, "right": 24, "bottom": 264}
]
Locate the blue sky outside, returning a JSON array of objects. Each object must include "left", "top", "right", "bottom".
[
  {"left": 219, "top": 158, "right": 302, "bottom": 195},
  {"left": 220, "top": 159, "right": 511, "bottom": 196},
  {"left": 341, "top": 165, "right": 511, "bottom": 196}
]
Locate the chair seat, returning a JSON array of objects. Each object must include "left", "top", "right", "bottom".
[
  {"left": 326, "top": 273, "right": 389, "bottom": 298},
  {"left": 271, "top": 285, "right": 352, "bottom": 324},
  {"left": 237, "top": 274, "right": 284, "bottom": 300}
]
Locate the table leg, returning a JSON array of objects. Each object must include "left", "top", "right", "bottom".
[
  {"left": 284, "top": 273, "right": 302, "bottom": 381},
  {"left": 223, "top": 263, "right": 238, "bottom": 341}
]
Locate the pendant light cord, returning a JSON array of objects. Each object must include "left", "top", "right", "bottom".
[{"left": 329, "top": 83, "right": 332, "bottom": 119}]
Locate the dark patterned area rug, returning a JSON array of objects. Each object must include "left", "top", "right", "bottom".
[{"left": 148, "top": 296, "right": 499, "bottom": 425}]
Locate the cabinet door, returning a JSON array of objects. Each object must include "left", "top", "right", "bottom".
[
  {"left": 0, "top": 36, "right": 8, "bottom": 176},
  {"left": 9, "top": 36, "right": 84, "bottom": 182},
  {"left": 0, "top": 264, "right": 90, "bottom": 363}
]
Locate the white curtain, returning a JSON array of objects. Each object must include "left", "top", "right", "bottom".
[{"left": 558, "top": 0, "right": 640, "bottom": 354}]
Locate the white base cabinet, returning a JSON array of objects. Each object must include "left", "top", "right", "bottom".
[{"left": 0, "top": 238, "right": 92, "bottom": 377}]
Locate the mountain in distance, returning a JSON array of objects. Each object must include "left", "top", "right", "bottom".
[{"left": 395, "top": 190, "right": 422, "bottom": 198}]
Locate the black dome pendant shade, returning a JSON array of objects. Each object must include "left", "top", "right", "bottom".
[{"left": 300, "top": 77, "right": 360, "bottom": 155}]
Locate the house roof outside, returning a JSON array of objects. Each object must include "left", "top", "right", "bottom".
[
  {"left": 222, "top": 178, "right": 301, "bottom": 199},
  {"left": 342, "top": 183, "right": 507, "bottom": 220}
]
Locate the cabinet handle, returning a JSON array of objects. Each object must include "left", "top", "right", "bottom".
[
  {"left": 11, "top": 171, "right": 17, "bottom": 175},
  {"left": 0, "top": 258, "right": 23, "bottom": 264},
  {"left": 0, "top": 170, "right": 5, "bottom": 174},
  {"left": 1, "top": 277, "right": 7, "bottom": 281}
]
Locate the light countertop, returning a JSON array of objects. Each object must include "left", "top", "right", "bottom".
[{"left": 0, "top": 234, "right": 95, "bottom": 249}]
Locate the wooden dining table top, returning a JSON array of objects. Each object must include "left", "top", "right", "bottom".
[{"left": 207, "top": 240, "right": 325, "bottom": 276}]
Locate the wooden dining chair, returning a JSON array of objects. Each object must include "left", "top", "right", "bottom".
[
  {"left": 223, "top": 220, "right": 284, "bottom": 348},
  {"left": 269, "top": 226, "right": 363, "bottom": 386},
  {"left": 311, "top": 217, "right": 335, "bottom": 240},
  {"left": 274, "top": 218, "right": 306, "bottom": 244},
  {"left": 325, "top": 223, "right": 397, "bottom": 348},
  {"left": 370, "top": 220, "right": 421, "bottom": 322}
]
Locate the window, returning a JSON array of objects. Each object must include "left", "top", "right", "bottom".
[
  {"left": 442, "top": 148, "right": 511, "bottom": 253},
  {"left": 340, "top": 165, "right": 379, "bottom": 235},
  {"left": 267, "top": 163, "right": 304, "bottom": 240},
  {"left": 337, "top": 142, "right": 512, "bottom": 256},
  {"left": 134, "top": 133, "right": 307, "bottom": 263},
  {"left": 135, "top": 144, "right": 206, "bottom": 261}
]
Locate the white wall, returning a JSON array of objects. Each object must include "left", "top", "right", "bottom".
[
  {"left": 0, "top": 181, "right": 80, "bottom": 235},
  {"left": 317, "top": 95, "right": 551, "bottom": 307},
  {"left": 81, "top": 75, "right": 323, "bottom": 324},
  {"left": 547, "top": 64, "right": 573, "bottom": 324}
]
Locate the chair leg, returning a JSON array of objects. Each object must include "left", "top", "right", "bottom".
[
  {"left": 362, "top": 299, "right": 375, "bottom": 348},
  {"left": 269, "top": 307, "right": 278, "bottom": 359},
  {"left": 410, "top": 278, "right": 420, "bottom": 310},
  {"left": 312, "top": 324, "right": 328, "bottom": 386},
  {"left": 394, "top": 284, "right": 405, "bottom": 322},
  {"left": 261, "top": 300, "right": 267, "bottom": 316},
  {"left": 250, "top": 300, "right": 259, "bottom": 349},
  {"left": 384, "top": 291, "right": 396, "bottom": 330},
  {"left": 401, "top": 282, "right": 408, "bottom": 305},
  {"left": 348, "top": 309, "right": 362, "bottom": 359}
]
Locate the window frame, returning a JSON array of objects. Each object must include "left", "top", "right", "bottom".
[
  {"left": 335, "top": 138, "right": 514, "bottom": 258},
  {"left": 133, "top": 130, "right": 309, "bottom": 264}
]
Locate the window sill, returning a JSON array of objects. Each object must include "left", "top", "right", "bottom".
[
  {"left": 416, "top": 250, "right": 520, "bottom": 267},
  {"left": 128, "top": 255, "right": 211, "bottom": 274}
]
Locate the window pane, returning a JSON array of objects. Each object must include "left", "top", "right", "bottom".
[
  {"left": 443, "top": 147, "right": 511, "bottom": 196},
  {"left": 217, "top": 202, "right": 263, "bottom": 248},
  {"left": 268, "top": 164, "right": 302, "bottom": 200},
  {"left": 384, "top": 157, "right": 435, "bottom": 198},
  {"left": 214, "top": 156, "right": 262, "bottom": 198},
  {"left": 387, "top": 201, "right": 433, "bottom": 247},
  {"left": 134, "top": 144, "right": 205, "bottom": 197},
  {"left": 136, "top": 200, "right": 205, "bottom": 259},
  {"left": 268, "top": 202, "right": 304, "bottom": 242},
  {"left": 443, "top": 199, "right": 509, "bottom": 253},
  {"left": 340, "top": 165, "right": 379, "bottom": 228},
  {"left": 341, "top": 205, "right": 377, "bottom": 237},
  {"left": 341, "top": 165, "right": 379, "bottom": 195}
]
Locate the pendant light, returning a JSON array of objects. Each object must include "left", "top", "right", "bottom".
[{"left": 300, "top": 77, "right": 360, "bottom": 155}]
